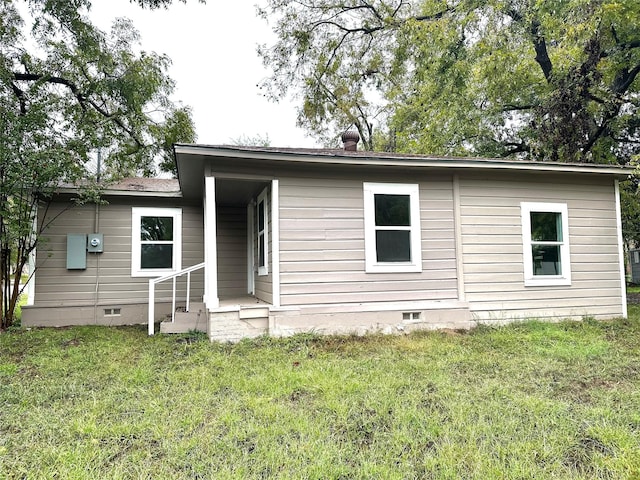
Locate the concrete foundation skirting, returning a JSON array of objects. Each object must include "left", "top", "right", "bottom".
[
  {"left": 269, "top": 307, "right": 474, "bottom": 338},
  {"left": 21, "top": 302, "right": 174, "bottom": 327},
  {"left": 208, "top": 301, "right": 474, "bottom": 342}
]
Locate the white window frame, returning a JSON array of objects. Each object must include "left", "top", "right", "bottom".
[
  {"left": 257, "top": 188, "right": 269, "bottom": 276},
  {"left": 520, "top": 202, "right": 571, "bottom": 286},
  {"left": 363, "top": 182, "right": 422, "bottom": 273},
  {"left": 131, "top": 207, "right": 182, "bottom": 277}
]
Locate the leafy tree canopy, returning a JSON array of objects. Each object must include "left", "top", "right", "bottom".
[
  {"left": 2, "top": 0, "right": 198, "bottom": 179},
  {"left": 258, "top": 0, "right": 640, "bottom": 164},
  {"left": 0, "top": 0, "right": 200, "bottom": 327}
]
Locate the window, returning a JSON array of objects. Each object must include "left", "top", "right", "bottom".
[
  {"left": 131, "top": 207, "right": 182, "bottom": 277},
  {"left": 363, "top": 183, "right": 422, "bottom": 273},
  {"left": 521, "top": 202, "right": 571, "bottom": 286},
  {"left": 257, "top": 188, "right": 268, "bottom": 276}
]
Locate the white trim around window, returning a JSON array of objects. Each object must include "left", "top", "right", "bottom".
[
  {"left": 520, "top": 202, "right": 571, "bottom": 286},
  {"left": 363, "top": 182, "right": 422, "bottom": 273},
  {"left": 131, "top": 207, "right": 182, "bottom": 277}
]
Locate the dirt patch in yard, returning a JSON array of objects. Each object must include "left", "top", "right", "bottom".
[{"left": 627, "top": 293, "right": 640, "bottom": 304}]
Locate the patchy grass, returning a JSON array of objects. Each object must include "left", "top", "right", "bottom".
[
  {"left": 2, "top": 310, "right": 640, "bottom": 478},
  {"left": 627, "top": 283, "right": 640, "bottom": 294}
]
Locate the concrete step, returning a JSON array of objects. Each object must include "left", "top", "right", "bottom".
[
  {"left": 176, "top": 302, "right": 204, "bottom": 313},
  {"left": 160, "top": 303, "right": 206, "bottom": 333},
  {"left": 239, "top": 306, "right": 270, "bottom": 320}
]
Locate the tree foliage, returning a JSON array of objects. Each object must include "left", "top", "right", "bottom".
[
  {"left": 229, "top": 133, "right": 271, "bottom": 147},
  {"left": 258, "top": 0, "right": 640, "bottom": 163},
  {"left": 621, "top": 175, "right": 640, "bottom": 248},
  {"left": 0, "top": 0, "right": 198, "bottom": 328}
]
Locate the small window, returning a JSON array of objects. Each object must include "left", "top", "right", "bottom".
[
  {"left": 104, "top": 308, "right": 121, "bottom": 317},
  {"left": 633, "top": 251, "right": 640, "bottom": 264},
  {"left": 521, "top": 202, "right": 571, "bottom": 286},
  {"left": 131, "top": 207, "right": 182, "bottom": 277},
  {"left": 257, "top": 188, "right": 268, "bottom": 276},
  {"left": 363, "top": 183, "right": 422, "bottom": 273}
]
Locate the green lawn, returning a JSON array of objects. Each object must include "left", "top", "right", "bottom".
[{"left": 2, "top": 307, "right": 640, "bottom": 479}]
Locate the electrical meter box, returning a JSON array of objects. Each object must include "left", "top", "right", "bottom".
[
  {"left": 87, "top": 233, "right": 104, "bottom": 253},
  {"left": 66, "top": 234, "right": 87, "bottom": 269}
]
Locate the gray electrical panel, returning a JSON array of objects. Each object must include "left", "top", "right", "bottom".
[{"left": 66, "top": 234, "right": 87, "bottom": 270}]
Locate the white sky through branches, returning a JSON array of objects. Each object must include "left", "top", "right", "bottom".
[{"left": 90, "top": 1, "right": 317, "bottom": 148}]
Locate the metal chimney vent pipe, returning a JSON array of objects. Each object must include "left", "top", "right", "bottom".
[{"left": 341, "top": 130, "right": 360, "bottom": 151}]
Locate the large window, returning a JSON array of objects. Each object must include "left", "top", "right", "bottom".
[
  {"left": 520, "top": 202, "right": 571, "bottom": 286},
  {"left": 131, "top": 207, "right": 182, "bottom": 277},
  {"left": 363, "top": 183, "right": 422, "bottom": 273}
]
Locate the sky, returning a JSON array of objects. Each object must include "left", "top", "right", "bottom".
[{"left": 89, "top": 1, "right": 318, "bottom": 148}]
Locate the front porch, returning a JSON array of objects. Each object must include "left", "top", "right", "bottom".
[
  {"left": 151, "top": 175, "right": 278, "bottom": 337},
  {"left": 159, "top": 295, "right": 272, "bottom": 339}
]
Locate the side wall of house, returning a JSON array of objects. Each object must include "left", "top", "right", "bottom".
[
  {"left": 22, "top": 197, "right": 204, "bottom": 326},
  {"left": 217, "top": 206, "right": 247, "bottom": 298},
  {"left": 277, "top": 171, "right": 459, "bottom": 306},
  {"left": 459, "top": 172, "right": 624, "bottom": 321}
]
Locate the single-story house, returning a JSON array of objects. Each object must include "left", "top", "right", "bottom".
[{"left": 22, "top": 135, "right": 633, "bottom": 341}]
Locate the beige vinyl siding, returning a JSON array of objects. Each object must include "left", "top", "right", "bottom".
[
  {"left": 217, "top": 206, "right": 247, "bottom": 298},
  {"left": 459, "top": 173, "right": 624, "bottom": 320},
  {"left": 254, "top": 189, "right": 273, "bottom": 304},
  {"left": 34, "top": 198, "right": 204, "bottom": 307},
  {"left": 278, "top": 174, "right": 458, "bottom": 306}
]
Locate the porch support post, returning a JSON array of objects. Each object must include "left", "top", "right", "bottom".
[
  {"left": 204, "top": 176, "right": 219, "bottom": 309},
  {"left": 271, "top": 179, "right": 280, "bottom": 308}
]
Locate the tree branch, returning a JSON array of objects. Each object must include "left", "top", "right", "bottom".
[
  {"left": 414, "top": 7, "right": 453, "bottom": 22},
  {"left": 10, "top": 82, "right": 27, "bottom": 115},
  {"left": 612, "top": 63, "right": 640, "bottom": 95},
  {"left": 601, "top": 40, "right": 640, "bottom": 58},
  {"left": 582, "top": 102, "right": 622, "bottom": 156},
  {"left": 13, "top": 72, "right": 87, "bottom": 111},
  {"left": 503, "top": 141, "right": 530, "bottom": 156},
  {"left": 310, "top": 5, "right": 452, "bottom": 36},
  {"left": 530, "top": 19, "right": 553, "bottom": 82},
  {"left": 502, "top": 104, "right": 535, "bottom": 111},
  {"left": 13, "top": 72, "right": 145, "bottom": 148},
  {"left": 612, "top": 136, "right": 640, "bottom": 145}
]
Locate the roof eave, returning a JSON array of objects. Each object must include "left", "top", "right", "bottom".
[
  {"left": 174, "top": 144, "right": 635, "bottom": 177},
  {"left": 54, "top": 188, "right": 183, "bottom": 198}
]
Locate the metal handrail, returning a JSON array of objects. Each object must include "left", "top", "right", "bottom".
[{"left": 148, "top": 262, "right": 205, "bottom": 335}]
